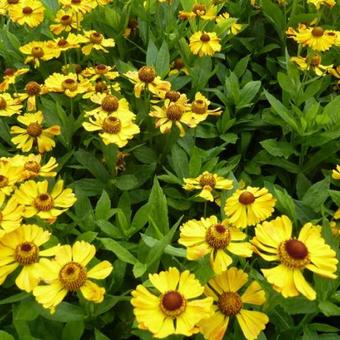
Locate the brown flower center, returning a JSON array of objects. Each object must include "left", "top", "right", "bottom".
[
  {"left": 61, "top": 15, "right": 72, "bottom": 25},
  {"left": 31, "top": 47, "right": 44, "bottom": 58},
  {"left": 102, "top": 116, "right": 122, "bottom": 134},
  {"left": 26, "top": 122, "right": 43, "bottom": 137},
  {"left": 71, "top": 0, "right": 81, "bottom": 3},
  {"left": 138, "top": 66, "right": 156, "bottom": 83},
  {"left": 165, "top": 91, "right": 181, "bottom": 102},
  {"left": 58, "top": 39, "right": 68, "bottom": 47},
  {"left": 310, "top": 55, "right": 321, "bottom": 66},
  {"left": 206, "top": 223, "right": 231, "bottom": 249},
  {"left": 15, "top": 242, "right": 39, "bottom": 265},
  {"left": 192, "top": 99, "right": 207, "bottom": 114},
  {"left": 200, "top": 33, "right": 210, "bottom": 42},
  {"left": 22, "top": 6, "right": 33, "bottom": 14},
  {"left": 62, "top": 78, "right": 78, "bottom": 91},
  {"left": 0, "top": 175, "right": 9, "bottom": 188},
  {"left": 101, "top": 95, "right": 119, "bottom": 112},
  {"left": 192, "top": 4, "right": 206, "bottom": 15},
  {"left": 0, "top": 97, "right": 7, "bottom": 110},
  {"left": 90, "top": 32, "right": 103, "bottom": 44},
  {"left": 95, "top": 64, "right": 108, "bottom": 74},
  {"left": 278, "top": 239, "right": 310, "bottom": 268},
  {"left": 238, "top": 191, "right": 255, "bottom": 205},
  {"left": 24, "top": 160, "right": 41, "bottom": 174},
  {"left": 312, "top": 27, "right": 324, "bottom": 37},
  {"left": 95, "top": 81, "right": 108, "bottom": 93},
  {"left": 4, "top": 68, "right": 16, "bottom": 76},
  {"left": 199, "top": 173, "right": 216, "bottom": 188},
  {"left": 160, "top": 291, "right": 186, "bottom": 317},
  {"left": 59, "top": 262, "right": 87, "bottom": 291},
  {"left": 0, "top": 211, "right": 2, "bottom": 223},
  {"left": 128, "top": 18, "right": 138, "bottom": 29},
  {"left": 7, "top": 0, "right": 19, "bottom": 4},
  {"left": 34, "top": 193, "right": 54, "bottom": 211},
  {"left": 218, "top": 292, "right": 243, "bottom": 316},
  {"left": 174, "top": 58, "right": 185, "bottom": 70},
  {"left": 25, "top": 81, "right": 41, "bottom": 96},
  {"left": 166, "top": 104, "right": 183, "bottom": 121}
]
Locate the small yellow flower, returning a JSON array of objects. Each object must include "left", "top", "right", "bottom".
[
  {"left": 224, "top": 186, "right": 276, "bottom": 228},
  {"left": 287, "top": 25, "right": 337, "bottom": 51},
  {"left": 15, "top": 81, "right": 47, "bottom": 112},
  {"left": 290, "top": 55, "right": 333, "bottom": 76},
  {"left": 8, "top": 0, "right": 45, "bottom": 28},
  {"left": 0, "top": 67, "right": 29, "bottom": 92},
  {"left": 131, "top": 267, "right": 213, "bottom": 338},
  {"left": 58, "top": 0, "right": 97, "bottom": 13},
  {"left": 169, "top": 58, "right": 189, "bottom": 76},
  {"left": 179, "top": 216, "right": 252, "bottom": 273},
  {"left": 307, "top": 0, "right": 335, "bottom": 9},
  {"left": 252, "top": 215, "right": 338, "bottom": 300},
  {"left": 0, "top": 93, "right": 23, "bottom": 116},
  {"left": 10, "top": 111, "right": 61, "bottom": 153},
  {"left": 81, "top": 30, "right": 115, "bottom": 56},
  {"left": 216, "top": 12, "right": 244, "bottom": 36},
  {"left": 183, "top": 171, "right": 233, "bottom": 202},
  {"left": 332, "top": 164, "right": 340, "bottom": 180},
  {"left": 14, "top": 179, "right": 76, "bottom": 222},
  {"left": 54, "top": 33, "right": 88, "bottom": 53},
  {"left": 0, "top": 196, "right": 23, "bottom": 238},
  {"left": 179, "top": 3, "right": 217, "bottom": 21},
  {"left": 49, "top": 9, "right": 83, "bottom": 35},
  {"left": 33, "top": 241, "right": 113, "bottom": 313},
  {"left": 81, "top": 64, "right": 119, "bottom": 82},
  {"left": 44, "top": 72, "right": 91, "bottom": 98},
  {"left": 0, "top": 224, "right": 58, "bottom": 292},
  {"left": 189, "top": 31, "right": 221, "bottom": 57},
  {"left": 199, "top": 267, "right": 269, "bottom": 340},
  {"left": 0, "top": 161, "right": 23, "bottom": 202}
]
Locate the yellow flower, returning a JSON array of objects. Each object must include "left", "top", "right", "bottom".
[
  {"left": 199, "top": 267, "right": 269, "bottom": 340},
  {"left": 332, "top": 164, "right": 340, "bottom": 179},
  {"left": 58, "top": 0, "right": 97, "bottom": 13},
  {"left": 81, "top": 30, "right": 115, "bottom": 56},
  {"left": 169, "top": 58, "right": 189, "bottom": 76},
  {"left": 10, "top": 111, "right": 61, "bottom": 153},
  {"left": 224, "top": 186, "right": 276, "bottom": 228},
  {"left": 82, "top": 111, "right": 140, "bottom": 147},
  {"left": 44, "top": 72, "right": 91, "bottom": 98},
  {"left": 189, "top": 31, "right": 221, "bottom": 57},
  {"left": 179, "top": 216, "right": 252, "bottom": 273},
  {"left": 0, "top": 161, "right": 23, "bottom": 202},
  {"left": 0, "top": 224, "right": 58, "bottom": 292},
  {"left": 183, "top": 171, "right": 233, "bottom": 202},
  {"left": 330, "top": 220, "right": 340, "bottom": 236},
  {"left": 125, "top": 66, "right": 170, "bottom": 98},
  {"left": 216, "top": 12, "right": 244, "bottom": 36},
  {"left": 0, "top": 67, "right": 29, "bottom": 92},
  {"left": 15, "top": 81, "right": 48, "bottom": 112},
  {"left": 8, "top": 0, "right": 45, "bottom": 28},
  {"left": 81, "top": 64, "right": 119, "bottom": 82},
  {"left": 11, "top": 154, "right": 58, "bottom": 180},
  {"left": 131, "top": 267, "right": 213, "bottom": 338},
  {"left": 290, "top": 55, "right": 333, "bottom": 76},
  {"left": 33, "top": 241, "right": 113, "bottom": 313},
  {"left": 0, "top": 196, "right": 23, "bottom": 237},
  {"left": 54, "top": 33, "right": 88, "bottom": 53},
  {"left": 252, "top": 215, "right": 338, "bottom": 300},
  {"left": 307, "top": 0, "right": 335, "bottom": 9},
  {"left": 179, "top": 3, "right": 217, "bottom": 21},
  {"left": 19, "top": 41, "right": 59, "bottom": 68},
  {"left": 49, "top": 9, "right": 83, "bottom": 35},
  {"left": 123, "top": 17, "right": 138, "bottom": 38},
  {"left": 14, "top": 179, "right": 76, "bottom": 222},
  {"left": 287, "top": 25, "right": 337, "bottom": 51},
  {"left": 0, "top": 93, "right": 23, "bottom": 116}
]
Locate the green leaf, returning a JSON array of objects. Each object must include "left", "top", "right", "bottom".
[
  {"left": 260, "top": 0, "right": 285, "bottom": 39},
  {"left": 319, "top": 301, "right": 340, "bottom": 316},
  {"left": 282, "top": 297, "right": 318, "bottom": 314},
  {"left": 234, "top": 54, "right": 251, "bottom": 78},
  {"left": 236, "top": 81, "right": 261, "bottom": 109},
  {"left": 62, "top": 321, "right": 84, "bottom": 340},
  {"left": 100, "top": 238, "right": 138, "bottom": 265},
  {"left": 302, "top": 177, "right": 330, "bottom": 213},
  {"left": 146, "top": 39, "right": 157, "bottom": 66},
  {"left": 141, "top": 234, "right": 186, "bottom": 257},
  {"left": 0, "top": 292, "right": 29, "bottom": 305},
  {"left": 273, "top": 187, "right": 296, "bottom": 221},
  {"left": 37, "top": 302, "right": 85, "bottom": 322},
  {"left": 115, "top": 174, "right": 139, "bottom": 190},
  {"left": 14, "top": 299, "right": 39, "bottom": 321},
  {"left": 95, "top": 191, "right": 113, "bottom": 220},
  {"left": 0, "top": 331, "right": 15, "bottom": 340},
  {"left": 309, "top": 323, "right": 339, "bottom": 333},
  {"left": 155, "top": 40, "right": 170, "bottom": 78},
  {"left": 260, "top": 139, "right": 297, "bottom": 159},
  {"left": 95, "top": 329, "right": 110, "bottom": 340},
  {"left": 329, "top": 190, "right": 340, "bottom": 207}
]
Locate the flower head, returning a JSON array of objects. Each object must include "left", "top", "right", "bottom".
[
  {"left": 49, "top": 9, "right": 83, "bottom": 35},
  {"left": 179, "top": 216, "right": 252, "bottom": 273},
  {"left": 58, "top": 0, "right": 97, "bottom": 13},
  {"left": 0, "top": 196, "right": 23, "bottom": 237},
  {"left": 252, "top": 215, "right": 338, "bottom": 300},
  {"left": 0, "top": 93, "right": 23, "bottom": 116},
  {"left": 131, "top": 267, "right": 213, "bottom": 338},
  {"left": 290, "top": 55, "right": 333, "bottom": 76},
  {"left": 0, "top": 67, "right": 29, "bottom": 92},
  {"left": 332, "top": 164, "right": 340, "bottom": 180},
  {"left": 81, "top": 30, "right": 115, "bottom": 56},
  {"left": 189, "top": 31, "right": 221, "bottom": 57},
  {"left": 0, "top": 161, "right": 23, "bottom": 202},
  {"left": 8, "top": 0, "right": 45, "bottom": 28}
]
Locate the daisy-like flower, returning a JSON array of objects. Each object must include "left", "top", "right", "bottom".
[
  {"left": 169, "top": 58, "right": 189, "bottom": 76},
  {"left": 0, "top": 196, "right": 23, "bottom": 238},
  {"left": 10, "top": 111, "right": 61, "bottom": 153},
  {"left": 82, "top": 111, "right": 140, "bottom": 147},
  {"left": 81, "top": 30, "right": 115, "bottom": 56},
  {"left": 0, "top": 161, "right": 23, "bottom": 202},
  {"left": 53, "top": 33, "right": 88, "bottom": 53},
  {"left": 189, "top": 31, "right": 221, "bottom": 57},
  {"left": 19, "top": 41, "right": 59, "bottom": 68},
  {"left": 14, "top": 179, "right": 76, "bottom": 222},
  {"left": 179, "top": 216, "right": 252, "bottom": 273},
  {"left": 81, "top": 64, "right": 119, "bottom": 82},
  {"left": 199, "top": 267, "right": 269, "bottom": 340},
  {"left": 252, "top": 215, "right": 338, "bottom": 300},
  {"left": 131, "top": 267, "right": 213, "bottom": 338},
  {"left": 287, "top": 25, "right": 337, "bottom": 52},
  {"left": 44, "top": 72, "right": 91, "bottom": 98},
  {"left": 8, "top": 0, "right": 45, "bottom": 28},
  {"left": 179, "top": 3, "right": 217, "bottom": 21},
  {"left": 49, "top": 9, "right": 83, "bottom": 35},
  {"left": 290, "top": 55, "right": 333, "bottom": 76},
  {"left": 33, "top": 241, "right": 113, "bottom": 313},
  {"left": 332, "top": 164, "right": 340, "bottom": 180},
  {"left": 224, "top": 186, "right": 276, "bottom": 229},
  {"left": 0, "top": 93, "right": 23, "bottom": 116},
  {"left": 216, "top": 12, "right": 244, "bottom": 35},
  {"left": 183, "top": 171, "right": 233, "bottom": 202},
  {"left": 307, "top": 0, "right": 335, "bottom": 9},
  {"left": 0, "top": 224, "right": 58, "bottom": 292},
  {"left": 16, "top": 81, "right": 47, "bottom": 112},
  {"left": 125, "top": 66, "right": 169, "bottom": 98},
  {"left": 0, "top": 67, "right": 29, "bottom": 92},
  {"left": 11, "top": 154, "right": 58, "bottom": 180},
  {"left": 58, "top": 0, "right": 97, "bottom": 14}
]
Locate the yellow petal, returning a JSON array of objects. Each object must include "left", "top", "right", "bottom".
[
  {"left": 293, "top": 269, "right": 316, "bottom": 300},
  {"left": 80, "top": 280, "right": 105, "bottom": 303},
  {"left": 199, "top": 310, "right": 229, "bottom": 340},
  {"left": 236, "top": 309, "right": 269, "bottom": 340},
  {"left": 211, "top": 250, "right": 232, "bottom": 274},
  {"left": 177, "top": 270, "right": 204, "bottom": 299},
  {"left": 87, "top": 260, "right": 113, "bottom": 279},
  {"left": 241, "top": 281, "right": 266, "bottom": 305},
  {"left": 15, "top": 265, "right": 39, "bottom": 292},
  {"left": 72, "top": 241, "right": 96, "bottom": 266},
  {"left": 149, "top": 267, "right": 180, "bottom": 293}
]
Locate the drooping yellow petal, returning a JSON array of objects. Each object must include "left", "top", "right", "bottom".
[
  {"left": 80, "top": 280, "right": 105, "bottom": 303},
  {"left": 87, "top": 261, "right": 113, "bottom": 279},
  {"left": 177, "top": 270, "right": 204, "bottom": 299},
  {"left": 293, "top": 269, "right": 316, "bottom": 300},
  {"left": 241, "top": 281, "right": 266, "bottom": 305},
  {"left": 236, "top": 309, "right": 269, "bottom": 340}
]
